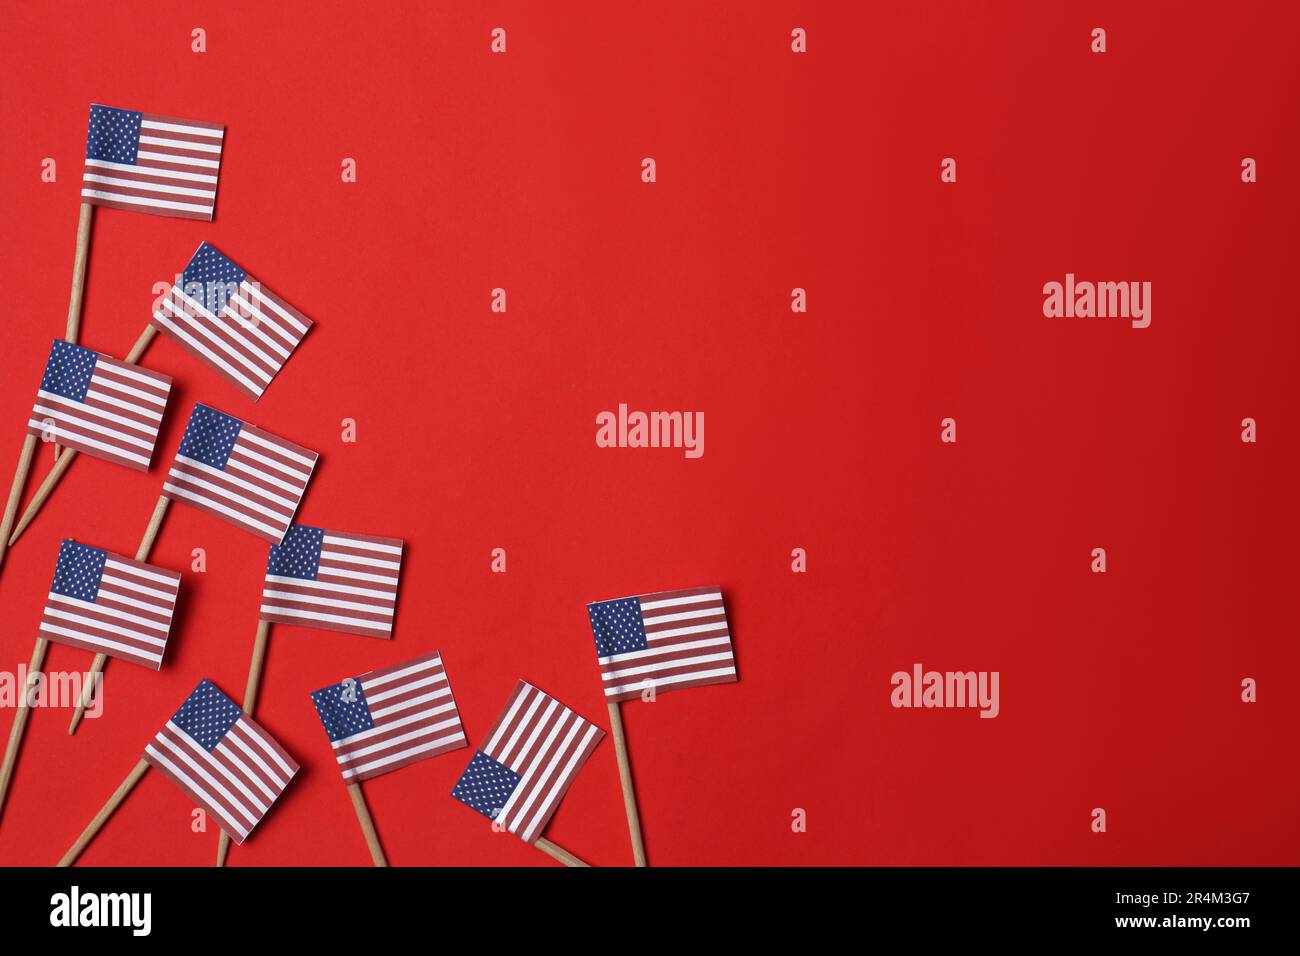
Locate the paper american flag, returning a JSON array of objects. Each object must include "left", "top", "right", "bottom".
[
  {"left": 152, "top": 243, "right": 313, "bottom": 400},
  {"left": 163, "top": 403, "right": 317, "bottom": 544},
  {"left": 39, "top": 540, "right": 181, "bottom": 670},
  {"left": 451, "top": 680, "right": 603, "bottom": 844},
  {"left": 260, "top": 526, "right": 403, "bottom": 638},
  {"left": 27, "top": 340, "right": 172, "bottom": 472},
  {"left": 586, "top": 586, "right": 737, "bottom": 702},
  {"left": 310, "top": 652, "right": 466, "bottom": 783},
  {"left": 143, "top": 679, "right": 298, "bottom": 844},
  {"left": 81, "top": 104, "right": 223, "bottom": 220}
]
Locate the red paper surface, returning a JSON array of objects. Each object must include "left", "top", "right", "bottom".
[{"left": 0, "top": 1, "right": 1296, "bottom": 866}]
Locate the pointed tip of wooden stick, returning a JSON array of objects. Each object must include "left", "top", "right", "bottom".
[{"left": 67, "top": 706, "right": 86, "bottom": 735}]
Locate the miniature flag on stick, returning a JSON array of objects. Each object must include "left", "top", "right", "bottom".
[
  {"left": 152, "top": 243, "right": 313, "bottom": 400},
  {"left": 216, "top": 527, "right": 402, "bottom": 866},
  {"left": 81, "top": 105, "right": 224, "bottom": 221},
  {"left": 59, "top": 679, "right": 298, "bottom": 866},
  {"left": 40, "top": 540, "right": 180, "bottom": 670},
  {"left": 585, "top": 586, "right": 737, "bottom": 867},
  {"left": 163, "top": 403, "right": 318, "bottom": 544},
  {"left": 0, "top": 343, "right": 172, "bottom": 579},
  {"left": 309, "top": 652, "right": 466, "bottom": 865},
  {"left": 0, "top": 540, "right": 182, "bottom": 825},
  {"left": 451, "top": 680, "right": 603, "bottom": 867},
  {"left": 28, "top": 340, "right": 172, "bottom": 472},
  {"left": 261, "top": 526, "right": 403, "bottom": 638}
]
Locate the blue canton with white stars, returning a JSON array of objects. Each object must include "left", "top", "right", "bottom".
[
  {"left": 171, "top": 680, "right": 241, "bottom": 751},
  {"left": 310, "top": 679, "right": 375, "bottom": 742},
  {"left": 40, "top": 340, "right": 98, "bottom": 402},
  {"left": 181, "top": 242, "right": 245, "bottom": 315},
  {"left": 451, "top": 751, "right": 521, "bottom": 821},
  {"left": 85, "top": 105, "right": 142, "bottom": 164},
  {"left": 177, "top": 404, "right": 243, "bottom": 469},
  {"left": 266, "top": 525, "right": 324, "bottom": 580},
  {"left": 50, "top": 540, "right": 107, "bottom": 602},
  {"left": 587, "top": 597, "right": 649, "bottom": 657}
]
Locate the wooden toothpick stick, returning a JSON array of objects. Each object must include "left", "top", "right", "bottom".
[
  {"left": 57, "top": 758, "right": 150, "bottom": 867},
  {"left": 0, "top": 638, "right": 50, "bottom": 822},
  {"left": 68, "top": 494, "right": 170, "bottom": 735},
  {"left": 533, "top": 837, "right": 590, "bottom": 867},
  {"left": 607, "top": 700, "right": 647, "bottom": 866},
  {"left": 216, "top": 620, "right": 272, "bottom": 867},
  {"left": 7, "top": 323, "right": 159, "bottom": 549},
  {"left": 0, "top": 434, "right": 39, "bottom": 576},
  {"left": 347, "top": 783, "right": 388, "bottom": 867},
  {"left": 56, "top": 202, "right": 94, "bottom": 462}
]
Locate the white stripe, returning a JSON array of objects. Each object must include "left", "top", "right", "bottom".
[
  {"left": 260, "top": 590, "right": 395, "bottom": 616},
  {"left": 602, "top": 650, "right": 735, "bottom": 682},
  {"left": 162, "top": 482, "right": 284, "bottom": 539},
  {"left": 638, "top": 591, "right": 722, "bottom": 611},
  {"left": 369, "top": 688, "right": 450, "bottom": 720},
  {"left": 95, "top": 359, "right": 172, "bottom": 391},
  {"left": 361, "top": 658, "right": 441, "bottom": 690},
  {"left": 641, "top": 606, "right": 725, "bottom": 625},
  {"left": 79, "top": 188, "right": 213, "bottom": 212},
  {"left": 366, "top": 671, "right": 445, "bottom": 703},
  {"left": 320, "top": 549, "right": 400, "bottom": 571},
  {"left": 263, "top": 575, "right": 394, "bottom": 600},
  {"left": 644, "top": 621, "right": 730, "bottom": 641},
  {"left": 222, "top": 299, "right": 291, "bottom": 358},
  {"left": 152, "top": 309, "right": 266, "bottom": 397},
  {"left": 26, "top": 418, "right": 150, "bottom": 466},
  {"left": 138, "top": 134, "right": 222, "bottom": 154},
  {"left": 84, "top": 157, "right": 218, "bottom": 184},
  {"left": 226, "top": 448, "right": 309, "bottom": 495},
  {"left": 215, "top": 739, "right": 277, "bottom": 805},
  {"left": 136, "top": 149, "right": 220, "bottom": 169},
  {"left": 38, "top": 624, "right": 164, "bottom": 665},
  {"left": 144, "top": 744, "right": 248, "bottom": 839},
  {"left": 323, "top": 535, "right": 402, "bottom": 557},
  {"left": 598, "top": 634, "right": 732, "bottom": 666},
  {"left": 82, "top": 172, "right": 215, "bottom": 199},
  {"left": 257, "top": 605, "right": 391, "bottom": 632},
  {"left": 140, "top": 119, "right": 224, "bottom": 139},
  {"left": 603, "top": 665, "right": 737, "bottom": 697}
]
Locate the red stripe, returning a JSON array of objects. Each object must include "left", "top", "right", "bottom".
[
  {"left": 262, "top": 580, "right": 395, "bottom": 609},
  {"left": 32, "top": 394, "right": 158, "bottom": 445},
  {"left": 80, "top": 195, "right": 214, "bottom": 221},
  {"left": 82, "top": 165, "right": 216, "bottom": 192},
  {"left": 23, "top": 423, "right": 147, "bottom": 472},
  {"left": 167, "top": 460, "right": 296, "bottom": 518},
  {"left": 140, "top": 112, "right": 225, "bottom": 132},
  {"left": 235, "top": 427, "right": 316, "bottom": 472},
  {"left": 162, "top": 482, "right": 289, "bottom": 544}
]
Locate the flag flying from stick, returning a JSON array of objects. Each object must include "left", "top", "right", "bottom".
[
  {"left": 260, "top": 526, "right": 402, "bottom": 638},
  {"left": 143, "top": 679, "right": 298, "bottom": 844},
  {"left": 586, "top": 586, "right": 737, "bottom": 702},
  {"left": 27, "top": 339, "right": 172, "bottom": 472},
  {"left": 451, "top": 681, "right": 603, "bottom": 843},
  {"left": 81, "top": 104, "right": 223, "bottom": 221},
  {"left": 310, "top": 652, "right": 466, "bottom": 783},
  {"left": 39, "top": 540, "right": 181, "bottom": 670},
  {"left": 152, "top": 243, "right": 313, "bottom": 400},
  {"left": 163, "top": 403, "right": 317, "bottom": 544}
]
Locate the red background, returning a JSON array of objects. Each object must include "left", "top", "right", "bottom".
[{"left": 0, "top": 1, "right": 1296, "bottom": 867}]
